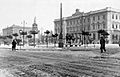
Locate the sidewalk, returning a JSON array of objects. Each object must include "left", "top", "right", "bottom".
[{"left": 0, "top": 44, "right": 120, "bottom": 58}]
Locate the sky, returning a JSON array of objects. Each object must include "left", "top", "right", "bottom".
[{"left": 0, "top": 0, "right": 120, "bottom": 33}]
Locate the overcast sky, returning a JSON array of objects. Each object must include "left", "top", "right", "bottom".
[{"left": 0, "top": 0, "right": 120, "bottom": 33}]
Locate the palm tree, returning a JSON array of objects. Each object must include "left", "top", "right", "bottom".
[{"left": 44, "top": 30, "right": 50, "bottom": 47}]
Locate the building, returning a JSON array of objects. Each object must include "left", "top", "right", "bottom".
[
  {"left": 3, "top": 24, "right": 32, "bottom": 38},
  {"left": 54, "top": 7, "right": 120, "bottom": 44}
]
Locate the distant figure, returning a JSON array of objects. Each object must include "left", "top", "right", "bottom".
[
  {"left": 119, "top": 41, "right": 120, "bottom": 47},
  {"left": 12, "top": 39, "right": 17, "bottom": 51},
  {"left": 100, "top": 36, "right": 106, "bottom": 53}
]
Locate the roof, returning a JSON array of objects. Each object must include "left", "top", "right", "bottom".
[{"left": 54, "top": 7, "right": 120, "bottom": 22}]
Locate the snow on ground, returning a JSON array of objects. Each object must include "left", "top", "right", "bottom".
[
  {"left": 0, "top": 43, "right": 119, "bottom": 49},
  {"left": 0, "top": 69, "right": 14, "bottom": 77}
]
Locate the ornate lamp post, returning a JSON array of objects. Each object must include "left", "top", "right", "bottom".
[{"left": 30, "top": 17, "right": 39, "bottom": 47}]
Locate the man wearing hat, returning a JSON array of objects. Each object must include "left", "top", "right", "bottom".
[{"left": 100, "top": 36, "right": 106, "bottom": 53}]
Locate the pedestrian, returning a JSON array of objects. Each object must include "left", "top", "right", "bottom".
[
  {"left": 12, "top": 39, "right": 17, "bottom": 51},
  {"left": 119, "top": 41, "right": 120, "bottom": 47},
  {"left": 100, "top": 36, "right": 106, "bottom": 53}
]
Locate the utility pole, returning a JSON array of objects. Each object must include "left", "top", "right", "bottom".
[{"left": 58, "top": 3, "right": 63, "bottom": 48}]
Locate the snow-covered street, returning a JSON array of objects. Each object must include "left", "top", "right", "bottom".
[{"left": 0, "top": 44, "right": 120, "bottom": 77}]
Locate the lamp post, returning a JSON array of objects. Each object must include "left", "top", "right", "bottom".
[
  {"left": 58, "top": 3, "right": 63, "bottom": 48},
  {"left": 44, "top": 30, "right": 50, "bottom": 47},
  {"left": 19, "top": 30, "right": 22, "bottom": 50},
  {"left": 52, "top": 33, "right": 58, "bottom": 47},
  {"left": 21, "top": 20, "right": 27, "bottom": 46},
  {"left": 30, "top": 17, "right": 39, "bottom": 47}
]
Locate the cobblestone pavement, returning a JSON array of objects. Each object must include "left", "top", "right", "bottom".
[{"left": 0, "top": 48, "right": 120, "bottom": 77}]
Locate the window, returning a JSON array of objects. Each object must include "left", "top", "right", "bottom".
[
  {"left": 70, "top": 21, "right": 72, "bottom": 25},
  {"left": 84, "top": 19, "right": 85, "bottom": 23},
  {"left": 98, "top": 22, "right": 100, "bottom": 29},
  {"left": 98, "top": 33, "right": 100, "bottom": 40},
  {"left": 98, "top": 24, "right": 100, "bottom": 29},
  {"left": 116, "top": 24, "right": 118, "bottom": 29},
  {"left": 93, "top": 23, "right": 95, "bottom": 29},
  {"left": 88, "top": 18, "right": 90, "bottom": 22},
  {"left": 77, "top": 20, "right": 79, "bottom": 24},
  {"left": 67, "top": 21, "right": 69, "bottom": 26},
  {"left": 112, "top": 14, "right": 114, "bottom": 19},
  {"left": 98, "top": 16, "right": 100, "bottom": 20},
  {"left": 116, "top": 35, "right": 118, "bottom": 40},
  {"left": 112, "top": 35, "right": 114, "bottom": 40},
  {"left": 103, "top": 23, "right": 105, "bottom": 28},
  {"left": 93, "top": 16, "right": 95, "bottom": 21},
  {"left": 112, "top": 24, "right": 114, "bottom": 28},
  {"left": 119, "top": 35, "right": 120, "bottom": 40},
  {"left": 116, "top": 15, "right": 118, "bottom": 19},
  {"left": 93, "top": 33, "right": 96, "bottom": 40},
  {"left": 103, "top": 15, "right": 105, "bottom": 19}
]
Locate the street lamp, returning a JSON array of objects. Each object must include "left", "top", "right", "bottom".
[
  {"left": 21, "top": 20, "right": 27, "bottom": 46},
  {"left": 44, "top": 30, "right": 50, "bottom": 47},
  {"left": 58, "top": 3, "right": 64, "bottom": 48},
  {"left": 19, "top": 30, "right": 22, "bottom": 50},
  {"left": 52, "top": 33, "right": 58, "bottom": 47}
]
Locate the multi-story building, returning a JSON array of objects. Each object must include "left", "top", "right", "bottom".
[
  {"left": 3, "top": 24, "right": 32, "bottom": 38},
  {"left": 54, "top": 7, "right": 120, "bottom": 44}
]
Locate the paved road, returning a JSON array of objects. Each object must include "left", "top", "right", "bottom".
[{"left": 0, "top": 48, "right": 120, "bottom": 77}]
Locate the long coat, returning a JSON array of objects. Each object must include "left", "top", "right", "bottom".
[
  {"left": 100, "top": 37, "right": 105, "bottom": 48},
  {"left": 12, "top": 40, "right": 17, "bottom": 49}
]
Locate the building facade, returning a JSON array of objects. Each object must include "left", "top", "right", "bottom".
[
  {"left": 54, "top": 7, "right": 120, "bottom": 44},
  {"left": 3, "top": 24, "right": 32, "bottom": 38}
]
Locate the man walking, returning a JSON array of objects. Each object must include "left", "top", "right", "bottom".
[
  {"left": 100, "top": 36, "right": 106, "bottom": 53},
  {"left": 12, "top": 39, "right": 17, "bottom": 51}
]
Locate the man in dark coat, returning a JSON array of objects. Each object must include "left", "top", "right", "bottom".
[
  {"left": 100, "top": 36, "right": 106, "bottom": 53},
  {"left": 12, "top": 39, "right": 17, "bottom": 51}
]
